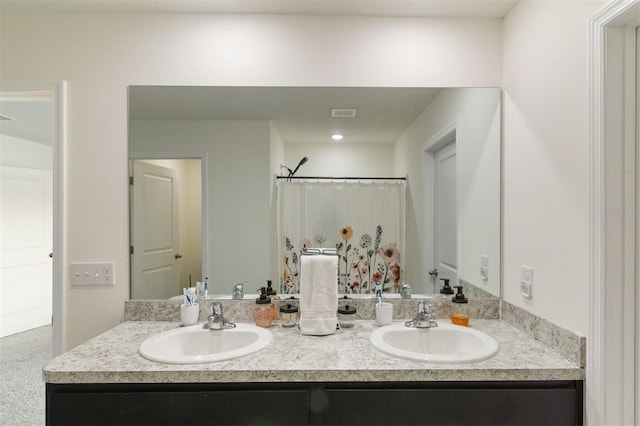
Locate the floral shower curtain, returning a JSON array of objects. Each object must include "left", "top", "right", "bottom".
[{"left": 277, "top": 179, "right": 406, "bottom": 295}]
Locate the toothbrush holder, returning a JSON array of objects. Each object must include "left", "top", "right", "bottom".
[
  {"left": 375, "top": 302, "right": 393, "bottom": 325},
  {"left": 180, "top": 303, "right": 199, "bottom": 326}
]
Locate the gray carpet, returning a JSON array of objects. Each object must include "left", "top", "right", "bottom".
[{"left": 0, "top": 325, "right": 52, "bottom": 425}]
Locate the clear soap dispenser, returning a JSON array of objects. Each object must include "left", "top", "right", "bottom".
[{"left": 450, "top": 285, "right": 470, "bottom": 326}]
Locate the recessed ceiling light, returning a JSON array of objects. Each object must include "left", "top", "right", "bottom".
[{"left": 332, "top": 134, "right": 344, "bottom": 141}]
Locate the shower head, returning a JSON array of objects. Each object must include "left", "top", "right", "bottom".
[{"left": 288, "top": 156, "right": 309, "bottom": 180}]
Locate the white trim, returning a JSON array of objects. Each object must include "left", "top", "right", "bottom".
[
  {"left": 636, "top": 25, "right": 640, "bottom": 426},
  {"left": 622, "top": 24, "right": 638, "bottom": 426},
  {"left": 53, "top": 81, "right": 66, "bottom": 357},
  {"left": 589, "top": 1, "right": 640, "bottom": 424}
]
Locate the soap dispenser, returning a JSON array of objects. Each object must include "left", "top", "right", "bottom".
[
  {"left": 265, "top": 280, "right": 279, "bottom": 320},
  {"left": 254, "top": 287, "right": 273, "bottom": 328},
  {"left": 439, "top": 278, "right": 454, "bottom": 295},
  {"left": 266, "top": 280, "right": 276, "bottom": 297},
  {"left": 450, "top": 285, "right": 470, "bottom": 326}
]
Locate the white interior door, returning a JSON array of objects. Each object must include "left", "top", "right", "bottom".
[
  {"left": 0, "top": 165, "right": 52, "bottom": 337},
  {"left": 434, "top": 141, "right": 458, "bottom": 288},
  {"left": 130, "top": 161, "right": 180, "bottom": 299}
]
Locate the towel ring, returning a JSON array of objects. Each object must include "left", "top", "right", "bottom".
[{"left": 301, "top": 248, "right": 338, "bottom": 256}]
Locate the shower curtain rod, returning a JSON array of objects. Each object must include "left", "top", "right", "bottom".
[{"left": 276, "top": 176, "right": 406, "bottom": 181}]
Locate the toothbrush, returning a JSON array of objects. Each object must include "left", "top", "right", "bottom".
[{"left": 184, "top": 288, "right": 194, "bottom": 307}]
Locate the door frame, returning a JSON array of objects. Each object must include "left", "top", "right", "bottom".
[
  {"left": 1, "top": 80, "right": 66, "bottom": 356},
  {"left": 422, "top": 121, "right": 460, "bottom": 293},
  {"left": 589, "top": 0, "right": 640, "bottom": 424},
  {"left": 128, "top": 152, "right": 208, "bottom": 296}
]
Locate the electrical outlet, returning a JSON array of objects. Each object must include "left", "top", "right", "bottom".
[
  {"left": 70, "top": 262, "right": 115, "bottom": 286},
  {"left": 480, "top": 255, "right": 489, "bottom": 281},
  {"left": 521, "top": 265, "right": 533, "bottom": 298}
]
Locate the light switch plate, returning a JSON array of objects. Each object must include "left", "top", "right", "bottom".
[{"left": 70, "top": 262, "right": 115, "bottom": 286}]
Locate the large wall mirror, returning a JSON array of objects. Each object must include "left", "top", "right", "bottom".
[{"left": 128, "top": 86, "right": 501, "bottom": 300}]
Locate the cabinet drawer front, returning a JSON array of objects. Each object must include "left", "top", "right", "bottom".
[
  {"left": 48, "top": 387, "right": 309, "bottom": 425},
  {"left": 324, "top": 387, "right": 577, "bottom": 426}
]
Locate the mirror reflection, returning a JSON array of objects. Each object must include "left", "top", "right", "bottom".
[{"left": 128, "top": 86, "right": 500, "bottom": 300}]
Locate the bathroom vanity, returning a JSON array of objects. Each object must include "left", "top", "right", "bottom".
[{"left": 44, "top": 318, "right": 583, "bottom": 425}]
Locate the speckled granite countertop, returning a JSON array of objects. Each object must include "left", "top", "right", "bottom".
[{"left": 44, "top": 319, "right": 583, "bottom": 384}]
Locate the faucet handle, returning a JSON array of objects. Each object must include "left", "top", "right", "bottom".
[{"left": 211, "top": 301, "right": 222, "bottom": 316}]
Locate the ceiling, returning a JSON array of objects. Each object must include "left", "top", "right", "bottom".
[
  {"left": 0, "top": 0, "right": 519, "bottom": 18},
  {"left": 129, "top": 86, "right": 442, "bottom": 144},
  {"left": 0, "top": 91, "right": 54, "bottom": 146},
  {"left": 1, "top": 1, "right": 514, "bottom": 145}
]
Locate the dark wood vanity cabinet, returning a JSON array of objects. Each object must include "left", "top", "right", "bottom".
[{"left": 47, "top": 380, "right": 582, "bottom": 426}]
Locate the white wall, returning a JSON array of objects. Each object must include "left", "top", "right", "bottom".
[
  {"left": 394, "top": 88, "right": 501, "bottom": 296},
  {"left": 130, "top": 120, "right": 272, "bottom": 295},
  {"left": 285, "top": 143, "right": 394, "bottom": 178},
  {"left": 502, "top": 0, "right": 604, "bottom": 335},
  {"left": 182, "top": 160, "right": 202, "bottom": 289},
  {"left": 0, "top": 11, "right": 502, "bottom": 349}
]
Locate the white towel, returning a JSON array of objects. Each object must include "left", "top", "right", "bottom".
[{"left": 299, "top": 254, "right": 338, "bottom": 336}]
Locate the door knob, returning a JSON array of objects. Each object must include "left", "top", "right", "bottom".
[
  {"left": 428, "top": 268, "right": 438, "bottom": 277},
  {"left": 175, "top": 253, "right": 183, "bottom": 259}
]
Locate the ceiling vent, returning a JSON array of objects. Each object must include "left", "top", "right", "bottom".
[{"left": 331, "top": 108, "right": 357, "bottom": 118}]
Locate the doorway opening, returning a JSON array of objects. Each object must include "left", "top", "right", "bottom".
[{"left": 0, "top": 81, "right": 65, "bottom": 355}]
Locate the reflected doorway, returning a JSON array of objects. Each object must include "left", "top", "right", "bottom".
[
  {"left": 129, "top": 159, "right": 202, "bottom": 299},
  {"left": 433, "top": 141, "right": 458, "bottom": 290}
]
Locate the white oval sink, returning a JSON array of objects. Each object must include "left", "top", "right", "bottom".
[
  {"left": 139, "top": 323, "right": 272, "bottom": 364},
  {"left": 370, "top": 322, "right": 498, "bottom": 363}
]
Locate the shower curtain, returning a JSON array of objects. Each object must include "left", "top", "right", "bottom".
[{"left": 277, "top": 179, "right": 406, "bottom": 295}]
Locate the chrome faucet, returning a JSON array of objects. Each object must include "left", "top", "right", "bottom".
[
  {"left": 400, "top": 282, "right": 411, "bottom": 299},
  {"left": 204, "top": 302, "right": 236, "bottom": 330},
  {"left": 405, "top": 299, "right": 438, "bottom": 328},
  {"left": 231, "top": 282, "right": 245, "bottom": 300}
]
